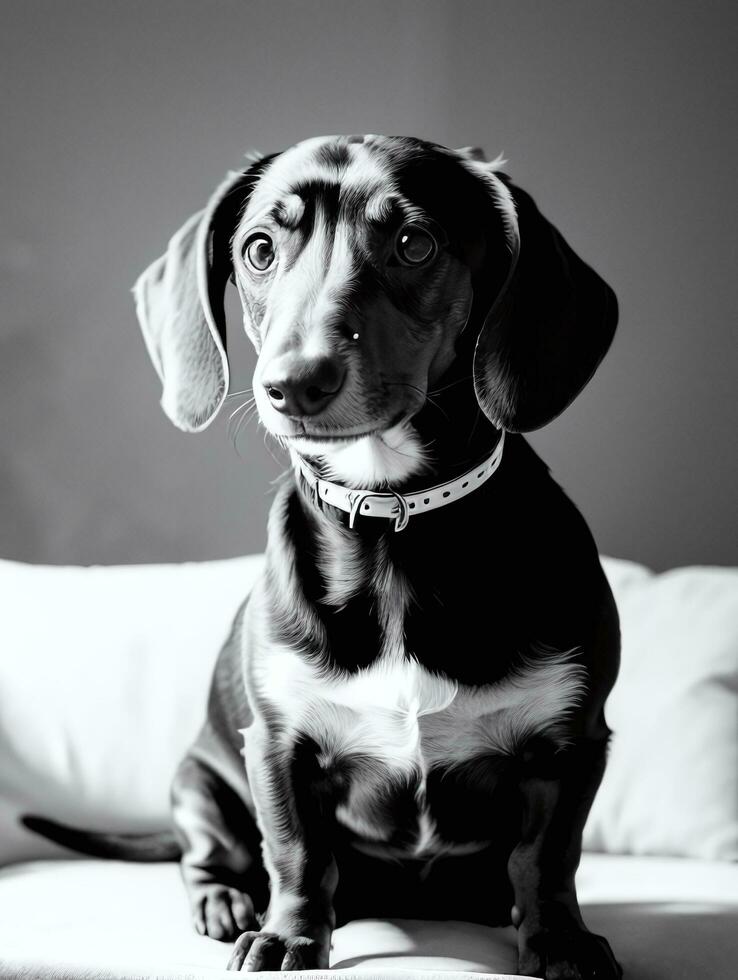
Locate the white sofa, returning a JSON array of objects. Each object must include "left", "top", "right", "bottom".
[{"left": 0, "top": 554, "right": 736, "bottom": 980}]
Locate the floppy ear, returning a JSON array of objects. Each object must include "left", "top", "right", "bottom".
[
  {"left": 133, "top": 160, "right": 268, "bottom": 432},
  {"left": 462, "top": 159, "right": 618, "bottom": 432}
]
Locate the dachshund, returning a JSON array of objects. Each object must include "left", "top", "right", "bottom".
[{"left": 23, "top": 134, "right": 622, "bottom": 979}]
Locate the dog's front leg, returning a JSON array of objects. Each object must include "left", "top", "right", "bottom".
[
  {"left": 509, "top": 737, "right": 622, "bottom": 980},
  {"left": 227, "top": 723, "right": 336, "bottom": 972}
]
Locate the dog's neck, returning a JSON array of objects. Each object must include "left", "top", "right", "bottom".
[{"left": 408, "top": 370, "right": 502, "bottom": 490}]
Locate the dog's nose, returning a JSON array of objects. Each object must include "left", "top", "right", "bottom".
[{"left": 262, "top": 356, "right": 345, "bottom": 417}]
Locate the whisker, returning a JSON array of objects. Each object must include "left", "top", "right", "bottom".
[
  {"left": 262, "top": 428, "right": 286, "bottom": 466},
  {"left": 428, "top": 375, "right": 472, "bottom": 396},
  {"left": 465, "top": 407, "right": 484, "bottom": 448},
  {"left": 422, "top": 393, "right": 451, "bottom": 425},
  {"left": 225, "top": 387, "right": 254, "bottom": 401},
  {"left": 382, "top": 437, "right": 434, "bottom": 463},
  {"left": 384, "top": 381, "right": 451, "bottom": 425},
  {"left": 227, "top": 404, "right": 256, "bottom": 445},
  {"left": 230, "top": 403, "right": 259, "bottom": 457},
  {"left": 228, "top": 397, "right": 256, "bottom": 422}
]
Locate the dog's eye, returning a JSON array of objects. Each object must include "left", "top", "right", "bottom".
[
  {"left": 394, "top": 226, "right": 437, "bottom": 267},
  {"left": 244, "top": 234, "right": 275, "bottom": 273}
]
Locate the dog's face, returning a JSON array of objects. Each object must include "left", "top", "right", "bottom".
[
  {"left": 232, "top": 136, "right": 507, "bottom": 483},
  {"left": 134, "top": 135, "right": 617, "bottom": 486}
]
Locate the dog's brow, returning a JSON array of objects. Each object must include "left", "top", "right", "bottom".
[
  {"left": 365, "top": 191, "right": 428, "bottom": 228},
  {"left": 270, "top": 194, "right": 306, "bottom": 230},
  {"left": 365, "top": 192, "right": 397, "bottom": 224}
]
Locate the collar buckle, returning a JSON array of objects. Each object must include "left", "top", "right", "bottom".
[{"left": 389, "top": 490, "right": 411, "bottom": 532}]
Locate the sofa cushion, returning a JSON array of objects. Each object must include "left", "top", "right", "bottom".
[
  {"left": 0, "top": 861, "right": 523, "bottom": 978},
  {"left": 0, "top": 555, "right": 264, "bottom": 866},
  {"left": 589, "top": 558, "right": 738, "bottom": 860},
  {"left": 0, "top": 853, "right": 735, "bottom": 979}
]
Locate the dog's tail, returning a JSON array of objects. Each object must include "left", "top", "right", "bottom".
[{"left": 21, "top": 815, "right": 181, "bottom": 862}]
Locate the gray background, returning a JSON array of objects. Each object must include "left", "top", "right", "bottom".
[{"left": 1, "top": 0, "right": 735, "bottom": 571}]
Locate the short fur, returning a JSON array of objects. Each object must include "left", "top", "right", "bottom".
[{"left": 23, "top": 135, "right": 622, "bottom": 980}]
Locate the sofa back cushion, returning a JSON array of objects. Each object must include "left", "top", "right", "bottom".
[
  {"left": 0, "top": 553, "right": 736, "bottom": 864},
  {"left": 587, "top": 557, "right": 738, "bottom": 860},
  {"left": 0, "top": 555, "right": 264, "bottom": 865}
]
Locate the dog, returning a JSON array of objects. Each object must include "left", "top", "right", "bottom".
[{"left": 23, "top": 135, "right": 622, "bottom": 979}]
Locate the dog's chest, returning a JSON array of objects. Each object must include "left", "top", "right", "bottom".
[
  {"left": 257, "top": 645, "right": 585, "bottom": 781},
  {"left": 255, "top": 645, "right": 585, "bottom": 857}
]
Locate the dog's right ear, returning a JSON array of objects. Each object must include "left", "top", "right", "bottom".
[{"left": 133, "top": 157, "right": 273, "bottom": 432}]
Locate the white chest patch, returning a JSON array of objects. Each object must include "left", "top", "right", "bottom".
[
  {"left": 257, "top": 645, "right": 586, "bottom": 768},
  {"left": 251, "top": 644, "right": 587, "bottom": 856}
]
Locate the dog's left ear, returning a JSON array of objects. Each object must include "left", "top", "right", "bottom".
[
  {"left": 460, "top": 156, "right": 618, "bottom": 432},
  {"left": 133, "top": 157, "right": 272, "bottom": 432}
]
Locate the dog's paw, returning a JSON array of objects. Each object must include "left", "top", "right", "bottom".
[
  {"left": 519, "top": 927, "right": 623, "bottom": 980},
  {"left": 227, "top": 931, "right": 328, "bottom": 972},
  {"left": 192, "top": 885, "right": 257, "bottom": 942}
]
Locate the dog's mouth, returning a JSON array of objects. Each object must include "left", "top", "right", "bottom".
[
  {"left": 284, "top": 428, "right": 383, "bottom": 445},
  {"left": 279, "top": 411, "right": 409, "bottom": 448}
]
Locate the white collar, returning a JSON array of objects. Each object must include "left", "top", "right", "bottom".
[{"left": 295, "top": 431, "right": 505, "bottom": 532}]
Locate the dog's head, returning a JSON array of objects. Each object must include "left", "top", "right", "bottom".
[{"left": 134, "top": 135, "right": 617, "bottom": 486}]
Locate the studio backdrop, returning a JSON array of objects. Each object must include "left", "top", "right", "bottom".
[{"left": 1, "top": 0, "right": 735, "bottom": 570}]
